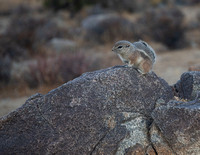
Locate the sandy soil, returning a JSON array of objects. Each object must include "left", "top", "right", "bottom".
[
  {"left": 0, "top": 84, "right": 60, "bottom": 117},
  {"left": 154, "top": 48, "right": 200, "bottom": 85},
  {"left": 0, "top": 97, "right": 27, "bottom": 117}
]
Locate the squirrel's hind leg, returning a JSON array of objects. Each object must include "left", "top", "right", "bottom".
[{"left": 137, "top": 59, "right": 153, "bottom": 74}]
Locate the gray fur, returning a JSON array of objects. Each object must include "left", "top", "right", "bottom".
[{"left": 133, "top": 40, "right": 156, "bottom": 63}]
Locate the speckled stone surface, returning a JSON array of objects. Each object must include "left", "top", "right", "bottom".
[{"left": 0, "top": 66, "right": 173, "bottom": 154}]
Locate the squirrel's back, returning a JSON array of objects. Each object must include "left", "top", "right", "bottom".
[{"left": 133, "top": 40, "right": 156, "bottom": 64}]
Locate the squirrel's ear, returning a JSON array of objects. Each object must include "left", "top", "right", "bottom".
[{"left": 140, "top": 41, "right": 148, "bottom": 47}]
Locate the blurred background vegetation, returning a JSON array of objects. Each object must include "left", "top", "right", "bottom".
[{"left": 0, "top": 0, "right": 200, "bottom": 116}]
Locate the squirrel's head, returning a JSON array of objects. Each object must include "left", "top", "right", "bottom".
[{"left": 112, "top": 40, "right": 135, "bottom": 54}]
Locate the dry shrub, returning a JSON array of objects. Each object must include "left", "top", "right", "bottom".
[
  {"left": 0, "top": 16, "right": 42, "bottom": 84},
  {"left": 100, "top": 0, "right": 155, "bottom": 12},
  {"left": 0, "top": 37, "right": 28, "bottom": 61},
  {"left": 0, "top": 12, "right": 67, "bottom": 61},
  {"left": 174, "top": 0, "right": 200, "bottom": 5},
  {"left": 189, "top": 65, "right": 200, "bottom": 71},
  {"left": 27, "top": 52, "right": 93, "bottom": 88},
  {"left": 43, "top": 0, "right": 98, "bottom": 12},
  {"left": 43, "top": 0, "right": 157, "bottom": 13},
  {"left": 83, "top": 14, "right": 136, "bottom": 44},
  {"left": 0, "top": 38, "right": 28, "bottom": 85},
  {"left": 0, "top": 57, "right": 11, "bottom": 85},
  {"left": 6, "top": 16, "right": 42, "bottom": 50},
  {"left": 139, "top": 6, "right": 186, "bottom": 49},
  {"left": 99, "top": 16, "right": 136, "bottom": 43},
  {"left": 6, "top": 16, "right": 65, "bottom": 52}
]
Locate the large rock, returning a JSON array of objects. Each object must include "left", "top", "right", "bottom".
[
  {"left": 151, "top": 71, "right": 200, "bottom": 154},
  {"left": 152, "top": 100, "right": 200, "bottom": 155},
  {"left": 47, "top": 38, "right": 77, "bottom": 53},
  {"left": 0, "top": 66, "right": 173, "bottom": 154}
]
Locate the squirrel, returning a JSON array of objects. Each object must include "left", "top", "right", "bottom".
[{"left": 112, "top": 40, "right": 156, "bottom": 74}]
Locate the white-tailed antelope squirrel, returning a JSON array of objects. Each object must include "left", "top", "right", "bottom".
[{"left": 112, "top": 40, "right": 156, "bottom": 74}]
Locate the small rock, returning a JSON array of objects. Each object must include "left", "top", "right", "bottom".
[
  {"left": 0, "top": 17, "right": 10, "bottom": 35},
  {"left": 10, "top": 60, "right": 38, "bottom": 88},
  {"left": 174, "top": 71, "right": 200, "bottom": 100},
  {"left": 47, "top": 38, "right": 77, "bottom": 53}
]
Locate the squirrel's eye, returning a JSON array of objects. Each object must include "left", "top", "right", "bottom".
[{"left": 118, "top": 46, "right": 123, "bottom": 49}]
